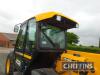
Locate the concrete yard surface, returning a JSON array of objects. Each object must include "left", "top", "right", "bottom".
[{"left": 0, "top": 47, "right": 13, "bottom": 75}]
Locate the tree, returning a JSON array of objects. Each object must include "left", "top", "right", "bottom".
[{"left": 66, "top": 32, "right": 79, "bottom": 45}]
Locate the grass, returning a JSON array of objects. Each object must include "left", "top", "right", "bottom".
[{"left": 67, "top": 44, "right": 100, "bottom": 54}]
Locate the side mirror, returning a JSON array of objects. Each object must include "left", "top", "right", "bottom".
[{"left": 14, "top": 23, "right": 21, "bottom": 32}]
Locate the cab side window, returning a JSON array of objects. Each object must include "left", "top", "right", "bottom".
[
  {"left": 26, "top": 18, "right": 36, "bottom": 52},
  {"left": 16, "top": 23, "right": 27, "bottom": 51}
]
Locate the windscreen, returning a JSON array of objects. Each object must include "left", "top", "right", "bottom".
[{"left": 40, "top": 23, "right": 66, "bottom": 50}]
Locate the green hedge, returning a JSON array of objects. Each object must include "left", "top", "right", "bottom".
[{"left": 67, "top": 44, "right": 100, "bottom": 54}]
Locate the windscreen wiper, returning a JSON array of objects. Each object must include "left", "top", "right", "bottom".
[{"left": 41, "top": 31, "right": 56, "bottom": 48}]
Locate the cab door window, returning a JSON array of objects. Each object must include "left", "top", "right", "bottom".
[
  {"left": 16, "top": 22, "right": 27, "bottom": 51},
  {"left": 26, "top": 18, "right": 36, "bottom": 52}
]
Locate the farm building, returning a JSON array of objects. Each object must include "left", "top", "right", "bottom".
[{"left": 0, "top": 33, "right": 17, "bottom": 48}]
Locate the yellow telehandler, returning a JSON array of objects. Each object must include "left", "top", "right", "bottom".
[{"left": 5, "top": 12, "right": 100, "bottom": 75}]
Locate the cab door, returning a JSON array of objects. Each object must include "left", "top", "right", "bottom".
[
  {"left": 22, "top": 18, "right": 37, "bottom": 72},
  {"left": 14, "top": 21, "right": 27, "bottom": 71}
]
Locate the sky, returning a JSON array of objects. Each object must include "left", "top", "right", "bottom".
[{"left": 0, "top": 0, "right": 100, "bottom": 46}]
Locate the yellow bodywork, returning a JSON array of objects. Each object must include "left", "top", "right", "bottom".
[
  {"left": 55, "top": 50, "right": 100, "bottom": 75},
  {"left": 15, "top": 52, "right": 32, "bottom": 60}
]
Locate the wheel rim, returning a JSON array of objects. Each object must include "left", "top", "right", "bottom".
[{"left": 6, "top": 59, "right": 10, "bottom": 74}]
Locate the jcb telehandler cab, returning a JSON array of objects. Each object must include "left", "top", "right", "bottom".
[{"left": 5, "top": 12, "right": 79, "bottom": 75}]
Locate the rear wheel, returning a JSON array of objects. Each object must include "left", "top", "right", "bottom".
[{"left": 5, "top": 52, "right": 15, "bottom": 75}]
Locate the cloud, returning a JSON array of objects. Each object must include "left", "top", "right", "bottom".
[
  {"left": 69, "top": 12, "right": 100, "bottom": 46},
  {"left": 0, "top": 0, "right": 100, "bottom": 46}
]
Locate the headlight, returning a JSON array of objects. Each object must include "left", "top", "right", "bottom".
[
  {"left": 64, "top": 57, "right": 72, "bottom": 62},
  {"left": 76, "top": 24, "right": 79, "bottom": 28},
  {"left": 64, "top": 58, "right": 68, "bottom": 61},
  {"left": 56, "top": 15, "right": 61, "bottom": 21}
]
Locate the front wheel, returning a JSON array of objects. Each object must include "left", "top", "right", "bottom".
[
  {"left": 31, "top": 68, "right": 58, "bottom": 75},
  {"left": 5, "top": 52, "right": 15, "bottom": 75}
]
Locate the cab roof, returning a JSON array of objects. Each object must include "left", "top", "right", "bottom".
[
  {"left": 35, "top": 12, "right": 78, "bottom": 29},
  {"left": 35, "top": 12, "right": 78, "bottom": 24}
]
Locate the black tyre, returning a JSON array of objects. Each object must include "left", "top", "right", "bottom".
[
  {"left": 31, "top": 68, "right": 58, "bottom": 75},
  {"left": 5, "top": 52, "right": 15, "bottom": 75}
]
